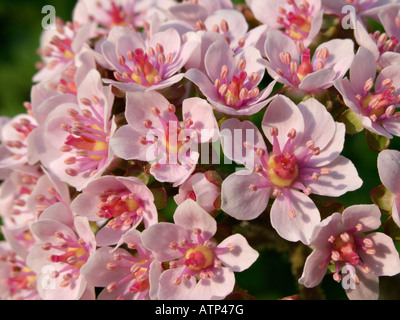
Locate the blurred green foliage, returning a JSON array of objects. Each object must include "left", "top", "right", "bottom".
[{"left": 0, "top": 0, "right": 75, "bottom": 117}]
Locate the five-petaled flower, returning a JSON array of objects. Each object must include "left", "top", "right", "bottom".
[
  {"left": 141, "top": 199, "right": 259, "bottom": 300},
  {"left": 299, "top": 204, "right": 400, "bottom": 300}
]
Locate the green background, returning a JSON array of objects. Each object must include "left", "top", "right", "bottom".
[{"left": 1, "top": 0, "right": 400, "bottom": 300}]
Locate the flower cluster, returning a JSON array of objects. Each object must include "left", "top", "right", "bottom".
[{"left": 1, "top": 0, "right": 400, "bottom": 300}]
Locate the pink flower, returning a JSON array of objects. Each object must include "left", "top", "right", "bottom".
[
  {"left": 263, "top": 30, "right": 354, "bottom": 93},
  {"left": 179, "top": 9, "right": 269, "bottom": 75},
  {"left": 73, "top": 0, "right": 174, "bottom": 37},
  {"left": 334, "top": 47, "right": 400, "bottom": 139},
  {"left": 299, "top": 204, "right": 400, "bottom": 300},
  {"left": 38, "top": 48, "right": 97, "bottom": 99},
  {"left": 26, "top": 168, "right": 72, "bottom": 221},
  {"left": 101, "top": 26, "right": 199, "bottom": 92},
  {"left": 187, "top": 9, "right": 251, "bottom": 50},
  {"left": 174, "top": 171, "right": 222, "bottom": 214},
  {"left": 26, "top": 215, "right": 96, "bottom": 300},
  {"left": 0, "top": 168, "right": 42, "bottom": 229},
  {"left": 0, "top": 241, "right": 40, "bottom": 300},
  {"left": 0, "top": 166, "right": 72, "bottom": 256},
  {"left": 70, "top": 175, "right": 158, "bottom": 246},
  {"left": 110, "top": 91, "right": 218, "bottom": 186},
  {"left": 0, "top": 114, "right": 38, "bottom": 170},
  {"left": 185, "top": 39, "right": 276, "bottom": 116},
  {"left": 220, "top": 95, "right": 362, "bottom": 244},
  {"left": 33, "top": 19, "right": 94, "bottom": 84},
  {"left": 81, "top": 228, "right": 163, "bottom": 300},
  {"left": 377, "top": 149, "right": 400, "bottom": 228},
  {"left": 354, "top": 16, "right": 400, "bottom": 69},
  {"left": 248, "top": 0, "right": 324, "bottom": 47},
  {"left": 30, "top": 69, "right": 116, "bottom": 191},
  {"left": 141, "top": 199, "right": 259, "bottom": 300}
]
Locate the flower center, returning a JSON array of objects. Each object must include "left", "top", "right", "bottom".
[
  {"left": 43, "top": 21, "right": 77, "bottom": 65},
  {"left": 358, "top": 78, "right": 400, "bottom": 122},
  {"left": 323, "top": 225, "right": 377, "bottom": 284},
  {"left": 278, "top": 47, "right": 329, "bottom": 87},
  {"left": 215, "top": 62, "right": 261, "bottom": 109},
  {"left": 132, "top": 267, "right": 150, "bottom": 293},
  {"left": 296, "top": 49, "right": 313, "bottom": 82},
  {"left": 108, "top": 1, "right": 127, "bottom": 28},
  {"left": 288, "top": 13, "right": 311, "bottom": 40},
  {"left": 97, "top": 190, "right": 144, "bottom": 230},
  {"left": 268, "top": 153, "right": 299, "bottom": 187},
  {"left": 225, "top": 72, "right": 247, "bottom": 106},
  {"left": 8, "top": 266, "right": 37, "bottom": 295},
  {"left": 161, "top": 124, "right": 184, "bottom": 156},
  {"left": 185, "top": 245, "right": 215, "bottom": 271},
  {"left": 61, "top": 105, "right": 109, "bottom": 178},
  {"left": 331, "top": 233, "right": 360, "bottom": 266},
  {"left": 115, "top": 45, "right": 173, "bottom": 87},
  {"left": 51, "top": 246, "right": 89, "bottom": 270},
  {"left": 277, "top": 0, "right": 313, "bottom": 42},
  {"left": 130, "top": 49, "right": 160, "bottom": 86}
]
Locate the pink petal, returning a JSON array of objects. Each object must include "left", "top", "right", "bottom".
[
  {"left": 192, "top": 267, "right": 235, "bottom": 300},
  {"left": 182, "top": 97, "right": 218, "bottom": 143},
  {"left": 361, "top": 116, "right": 393, "bottom": 139},
  {"left": 379, "top": 51, "right": 400, "bottom": 68},
  {"left": 306, "top": 155, "right": 363, "bottom": 197},
  {"left": 392, "top": 197, "right": 400, "bottom": 228},
  {"left": 354, "top": 20, "right": 380, "bottom": 60},
  {"left": 264, "top": 30, "right": 299, "bottom": 71},
  {"left": 173, "top": 199, "right": 217, "bottom": 242},
  {"left": 309, "top": 212, "right": 342, "bottom": 247},
  {"left": 360, "top": 232, "right": 400, "bottom": 277},
  {"left": 334, "top": 78, "right": 363, "bottom": 114},
  {"left": 184, "top": 31, "right": 225, "bottom": 73},
  {"left": 305, "top": 9, "right": 323, "bottom": 47},
  {"left": 262, "top": 95, "right": 305, "bottom": 149},
  {"left": 81, "top": 247, "right": 132, "bottom": 287},
  {"left": 110, "top": 125, "right": 154, "bottom": 161},
  {"left": 378, "top": 149, "right": 400, "bottom": 195},
  {"left": 342, "top": 204, "right": 382, "bottom": 232},
  {"left": 344, "top": 265, "right": 379, "bottom": 300},
  {"left": 125, "top": 91, "right": 173, "bottom": 136},
  {"left": 95, "top": 226, "right": 126, "bottom": 247},
  {"left": 39, "top": 203, "right": 74, "bottom": 229},
  {"left": 204, "top": 9, "right": 248, "bottom": 45},
  {"left": 184, "top": 68, "right": 220, "bottom": 102},
  {"left": 250, "top": 0, "right": 286, "bottom": 28},
  {"left": 307, "top": 122, "right": 346, "bottom": 168},
  {"left": 298, "top": 69, "right": 336, "bottom": 91},
  {"left": 221, "top": 171, "right": 270, "bottom": 220},
  {"left": 141, "top": 223, "right": 189, "bottom": 262},
  {"left": 157, "top": 267, "right": 197, "bottom": 300},
  {"left": 29, "top": 219, "right": 77, "bottom": 244},
  {"left": 350, "top": 47, "right": 378, "bottom": 94},
  {"left": 149, "top": 260, "right": 164, "bottom": 300},
  {"left": 297, "top": 98, "right": 336, "bottom": 152},
  {"left": 220, "top": 118, "right": 266, "bottom": 170},
  {"left": 314, "top": 39, "right": 354, "bottom": 79},
  {"left": 375, "top": 65, "right": 400, "bottom": 96},
  {"left": 270, "top": 189, "right": 321, "bottom": 244},
  {"left": 150, "top": 154, "right": 198, "bottom": 186},
  {"left": 74, "top": 216, "right": 96, "bottom": 252},
  {"left": 148, "top": 28, "right": 182, "bottom": 63},
  {"left": 298, "top": 248, "right": 331, "bottom": 288},
  {"left": 216, "top": 234, "right": 259, "bottom": 272},
  {"left": 204, "top": 39, "right": 235, "bottom": 82}
]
